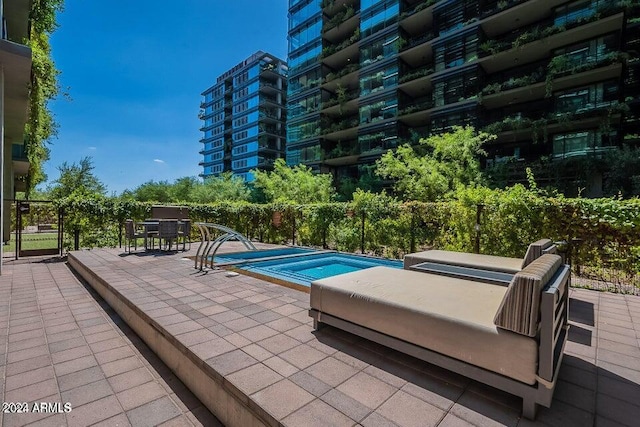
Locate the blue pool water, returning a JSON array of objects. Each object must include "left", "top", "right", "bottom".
[
  {"left": 213, "top": 247, "right": 316, "bottom": 263},
  {"left": 238, "top": 253, "right": 402, "bottom": 286}
]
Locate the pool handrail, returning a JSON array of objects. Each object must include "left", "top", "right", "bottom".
[{"left": 194, "top": 223, "right": 257, "bottom": 270}]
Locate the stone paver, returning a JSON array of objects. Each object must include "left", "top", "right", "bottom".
[
  {"left": 0, "top": 257, "right": 221, "bottom": 427},
  {"left": 4, "top": 242, "right": 640, "bottom": 427},
  {"left": 69, "top": 246, "right": 640, "bottom": 427}
]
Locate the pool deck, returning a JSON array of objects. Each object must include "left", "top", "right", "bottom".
[{"left": 3, "top": 243, "right": 640, "bottom": 426}]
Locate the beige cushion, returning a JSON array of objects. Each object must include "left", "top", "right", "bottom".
[
  {"left": 494, "top": 254, "right": 562, "bottom": 337},
  {"left": 521, "top": 239, "right": 553, "bottom": 269},
  {"left": 311, "top": 267, "right": 538, "bottom": 384},
  {"left": 404, "top": 250, "right": 523, "bottom": 273}
]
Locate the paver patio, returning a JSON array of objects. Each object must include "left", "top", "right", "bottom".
[
  {"left": 0, "top": 256, "right": 222, "bottom": 427},
  {"left": 2, "top": 244, "right": 640, "bottom": 426}
]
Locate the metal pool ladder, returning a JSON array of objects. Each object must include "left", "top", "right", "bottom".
[{"left": 194, "top": 223, "right": 257, "bottom": 271}]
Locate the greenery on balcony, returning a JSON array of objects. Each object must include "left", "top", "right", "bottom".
[
  {"left": 399, "top": 66, "right": 433, "bottom": 84},
  {"left": 480, "top": 2, "right": 628, "bottom": 57},
  {"left": 325, "top": 143, "right": 359, "bottom": 159},
  {"left": 545, "top": 51, "right": 628, "bottom": 96},
  {"left": 322, "top": 118, "right": 359, "bottom": 135},
  {"left": 399, "top": 99, "right": 434, "bottom": 116},
  {"left": 483, "top": 101, "right": 630, "bottom": 142},
  {"left": 480, "top": 0, "right": 528, "bottom": 19},
  {"left": 401, "top": 32, "right": 434, "bottom": 51},
  {"left": 323, "top": 5, "right": 356, "bottom": 33},
  {"left": 398, "top": 0, "right": 436, "bottom": 21},
  {"left": 325, "top": 63, "right": 360, "bottom": 83},
  {"left": 321, "top": 27, "right": 360, "bottom": 58},
  {"left": 481, "top": 68, "right": 546, "bottom": 95}
]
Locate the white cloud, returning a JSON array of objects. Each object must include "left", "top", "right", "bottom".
[
  {"left": 153, "top": 159, "right": 165, "bottom": 164},
  {"left": 88, "top": 146, "right": 97, "bottom": 150}
]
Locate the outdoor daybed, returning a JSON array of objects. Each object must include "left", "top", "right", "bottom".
[
  {"left": 403, "top": 238, "right": 557, "bottom": 273},
  {"left": 309, "top": 254, "right": 570, "bottom": 419}
]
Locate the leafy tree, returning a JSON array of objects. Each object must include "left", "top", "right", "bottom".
[
  {"left": 252, "top": 159, "right": 335, "bottom": 203},
  {"left": 128, "top": 180, "right": 173, "bottom": 203},
  {"left": 376, "top": 126, "right": 493, "bottom": 201},
  {"left": 48, "top": 157, "right": 106, "bottom": 199},
  {"left": 191, "top": 173, "right": 251, "bottom": 203},
  {"left": 169, "top": 177, "right": 199, "bottom": 202}
]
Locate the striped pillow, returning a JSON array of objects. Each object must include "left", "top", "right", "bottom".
[
  {"left": 495, "top": 254, "right": 562, "bottom": 337},
  {"left": 521, "top": 239, "right": 553, "bottom": 268}
]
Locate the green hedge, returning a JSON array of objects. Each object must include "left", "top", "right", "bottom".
[{"left": 54, "top": 187, "right": 640, "bottom": 291}]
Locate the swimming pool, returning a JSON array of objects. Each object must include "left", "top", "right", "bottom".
[
  {"left": 213, "top": 247, "right": 317, "bottom": 264},
  {"left": 237, "top": 252, "right": 403, "bottom": 287}
]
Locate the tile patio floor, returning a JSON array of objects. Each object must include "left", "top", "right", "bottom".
[
  {"left": 2, "top": 244, "right": 640, "bottom": 426},
  {"left": 0, "top": 256, "right": 222, "bottom": 427}
]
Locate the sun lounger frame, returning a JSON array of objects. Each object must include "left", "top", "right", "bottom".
[{"left": 309, "top": 264, "right": 570, "bottom": 419}]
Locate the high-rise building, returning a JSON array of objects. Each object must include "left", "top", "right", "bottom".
[
  {"left": 286, "top": 0, "right": 639, "bottom": 194},
  {"left": 1, "top": 0, "right": 33, "bottom": 271},
  {"left": 199, "top": 51, "right": 288, "bottom": 181}
]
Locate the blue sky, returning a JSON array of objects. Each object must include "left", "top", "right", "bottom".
[{"left": 44, "top": 0, "right": 288, "bottom": 195}]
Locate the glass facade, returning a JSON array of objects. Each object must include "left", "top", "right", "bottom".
[
  {"left": 361, "top": 0, "right": 399, "bottom": 38},
  {"left": 283, "top": 0, "right": 637, "bottom": 191},
  {"left": 200, "top": 52, "right": 287, "bottom": 180},
  {"left": 286, "top": 0, "right": 322, "bottom": 167}
]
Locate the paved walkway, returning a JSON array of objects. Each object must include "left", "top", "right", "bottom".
[{"left": 0, "top": 257, "right": 221, "bottom": 427}]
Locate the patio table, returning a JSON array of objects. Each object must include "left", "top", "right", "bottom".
[{"left": 139, "top": 219, "right": 187, "bottom": 251}]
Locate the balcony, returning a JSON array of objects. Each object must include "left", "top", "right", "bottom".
[
  {"left": 324, "top": 142, "right": 359, "bottom": 162},
  {"left": 482, "top": 101, "right": 628, "bottom": 143},
  {"left": 321, "top": 28, "right": 360, "bottom": 60},
  {"left": 324, "top": 63, "right": 360, "bottom": 86},
  {"left": 400, "top": 0, "right": 436, "bottom": 36},
  {"left": 482, "top": 52, "right": 625, "bottom": 109},
  {"left": 480, "top": 2, "right": 626, "bottom": 59},
  {"left": 12, "top": 143, "right": 30, "bottom": 177},
  {"left": 399, "top": 65, "right": 434, "bottom": 84},
  {"left": 323, "top": 6, "right": 356, "bottom": 33},
  {"left": 321, "top": 117, "right": 359, "bottom": 141},
  {"left": 1, "top": 12, "right": 32, "bottom": 164},
  {"left": 321, "top": 86, "right": 359, "bottom": 114}
]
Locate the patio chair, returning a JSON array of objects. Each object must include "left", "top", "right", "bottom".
[
  {"left": 310, "top": 254, "right": 570, "bottom": 420},
  {"left": 124, "top": 220, "right": 146, "bottom": 253},
  {"left": 177, "top": 219, "right": 191, "bottom": 251},
  {"left": 158, "top": 219, "right": 179, "bottom": 251}
]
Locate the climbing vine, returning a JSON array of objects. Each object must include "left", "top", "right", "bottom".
[{"left": 24, "top": 0, "right": 64, "bottom": 196}]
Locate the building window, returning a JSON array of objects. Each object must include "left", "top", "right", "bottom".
[
  {"left": 431, "top": 108, "right": 476, "bottom": 133},
  {"left": 554, "top": 81, "right": 618, "bottom": 114},
  {"left": 433, "top": 69, "right": 478, "bottom": 106},
  {"left": 361, "top": 0, "right": 399, "bottom": 38},
  {"left": 358, "top": 128, "right": 398, "bottom": 154},
  {"left": 286, "top": 144, "right": 321, "bottom": 165},
  {"left": 552, "top": 130, "right": 617, "bottom": 158},
  {"left": 288, "top": 68, "right": 322, "bottom": 96},
  {"left": 288, "top": 93, "right": 320, "bottom": 119},
  {"left": 289, "top": 43, "right": 321, "bottom": 73},
  {"left": 554, "top": 0, "right": 598, "bottom": 27},
  {"left": 361, "top": 34, "right": 399, "bottom": 67},
  {"left": 435, "top": 0, "right": 479, "bottom": 37},
  {"left": 434, "top": 31, "right": 478, "bottom": 72},
  {"left": 288, "top": 120, "right": 321, "bottom": 143},
  {"left": 290, "top": 0, "right": 319, "bottom": 30},
  {"left": 360, "top": 64, "right": 398, "bottom": 96},
  {"left": 553, "top": 34, "right": 617, "bottom": 69},
  {"left": 360, "top": 96, "right": 397, "bottom": 124},
  {"left": 289, "top": 18, "right": 321, "bottom": 52}
]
